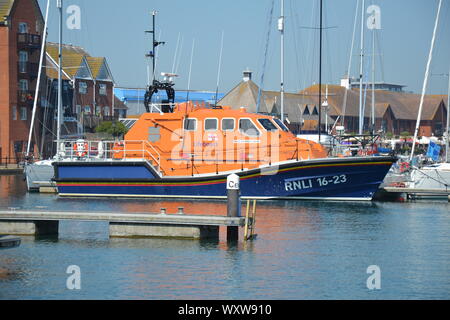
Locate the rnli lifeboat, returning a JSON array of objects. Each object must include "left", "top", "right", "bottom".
[{"left": 53, "top": 102, "right": 396, "bottom": 200}]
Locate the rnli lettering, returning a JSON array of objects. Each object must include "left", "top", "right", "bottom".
[
  {"left": 284, "top": 174, "right": 348, "bottom": 191},
  {"left": 284, "top": 179, "right": 312, "bottom": 191}
]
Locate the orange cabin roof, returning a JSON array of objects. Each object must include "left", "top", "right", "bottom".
[{"left": 118, "top": 103, "right": 327, "bottom": 176}]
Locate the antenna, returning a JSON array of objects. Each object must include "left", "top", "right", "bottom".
[
  {"left": 186, "top": 39, "right": 195, "bottom": 103},
  {"left": 214, "top": 31, "right": 224, "bottom": 106},
  {"left": 279, "top": 0, "right": 285, "bottom": 122},
  {"left": 145, "top": 10, "right": 165, "bottom": 83},
  {"left": 143, "top": 11, "right": 175, "bottom": 114}
]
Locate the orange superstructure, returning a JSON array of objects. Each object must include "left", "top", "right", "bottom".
[{"left": 116, "top": 102, "right": 327, "bottom": 177}]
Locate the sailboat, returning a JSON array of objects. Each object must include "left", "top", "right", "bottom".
[
  {"left": 388, "top": 0, "right": 449, "bottom": 199},
  {"left": 24, "top": 0, "right": 68, "bottom": 191},
  {"left": 405, "top": 69, "right": 450, "bottom": 197}
]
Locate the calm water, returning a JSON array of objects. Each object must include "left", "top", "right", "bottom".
[{"left": 0, "top": 174, "right": 449, "bottom": 300}]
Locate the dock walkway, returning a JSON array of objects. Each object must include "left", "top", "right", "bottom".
[
  {"left": 381, "top": 187, "right": 450, "bottom": 200},
  {"left": 0, "top": 209, "right": 245, "bottom": 239}
]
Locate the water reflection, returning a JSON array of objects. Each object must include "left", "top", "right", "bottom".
[{"left": 0, "top": 174, "right": 449, "bottom": 299}]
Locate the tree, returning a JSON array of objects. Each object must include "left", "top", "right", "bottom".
[{"left": 95, "top": 121, "right": 128, "bottom": 138}]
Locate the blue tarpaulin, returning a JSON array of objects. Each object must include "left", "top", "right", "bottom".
[{"left": 426, "top": 141, "right": 441, "bottom": 161}]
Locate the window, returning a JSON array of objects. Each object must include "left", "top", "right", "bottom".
[
  {"left": 205, "top": 118, "right": 218, "bottom": 131},
  {"left": 239, "top": 119, "right": 260, "bottom": 137},
  {"left": 95, "top": 106, "right": 101, "bottom": 115},
  {"left": 12, "top": 106, "right": 17, "bottom": 120},
  {"left": 148, "top": 126, "right": 161, "bottom": 142},
  {"left": 18, "top": 22, "right": 28, "bottom": 33},
  {"left": 103, "top": 106, "right": 110, "bottom": 116},
  {"left": 79, "top": 82, "right": 87, "bottom": 94},
  {"left": 273, "top": 118, "right": 289, "bottom": 132},
  {"left": 258, "top": 118, "right": 278, "bottom": 131},
  {"left": 84, "top": 106, "right": 91, "bottom": 114},
  {"left": 303, "top": 106, "right": 310, "bottom": 115},
  {"left": 76, "top": 105, "right": 81, "bottom": 114},
  {"left": 19, "top": 79, "right": 28, "bottom": 91},
  {"left": 18, "top": 51, "right": 28, "bottom": 73},
  {"left": 36, "top": 20, "right": 41, "bottom": 33},
  {"left": 312, "top": 107, "right": 318, "bottom": 115},
  {"left": 20, "top": 107, "right": 27, "bottom": 120},
  {"left": 184, "top": 118, "right": 197, "bottom": 131},
  {"left": 99, "top": 83, "right": 107, "bottom": 95},
  {"left": 221, "top": 118, "right": 235, "bottom": 131}
]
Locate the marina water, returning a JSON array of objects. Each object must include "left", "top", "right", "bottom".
[{"left": 0, "top": 174, "right": 449, "bottom": 300}]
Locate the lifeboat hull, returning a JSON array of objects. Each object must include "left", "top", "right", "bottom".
[{"left": 53, "top": 156, "right": 396, "bottom": 201}]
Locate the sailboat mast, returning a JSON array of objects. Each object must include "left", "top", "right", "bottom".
[
  {"left": 56, "top": 0, "right": 63, "bottom": 158},
  {"left": 446, "top": 66, "right": 450, "bottom": 162},
  {"left": 279, "top": 0, "right": 285, "bottom": 122},
  {"left": 358, "top": 0, "right": 365, "bottom": 135},
  {"left": 26, "top": 0, "right": 50, "bottom": 157},
  {"left": 371, "top": 27, "right": 375, "bottom": 134},
  {"left": 410, "top": 0, "right": 442, "bottom": 161},
  {"left": 318, "top": 0, "right": 323, "bottom": 140}
]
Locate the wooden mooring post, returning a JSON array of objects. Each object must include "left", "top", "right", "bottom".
[{"left": 226, "top": 174, "right": 240, "bottom": 242}]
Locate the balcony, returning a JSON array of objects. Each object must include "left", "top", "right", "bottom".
[
  {"left": 18, "top": 61, "right": 39, "bottom": 78},
  {"left": 17, "top": 90, "right": 35, "bottom": 107},
  {"left": 17, "top": 33, "right": 41, "bottom": 49},
  {"left": 81, "top": 114, "right": 118, "bottom": 129}
]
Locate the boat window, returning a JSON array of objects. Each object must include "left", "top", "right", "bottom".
[
  {"left": 273, "top": 118, "right": 289, "bottom": 132},
  {"left": 205, "top": 118, "right": 218, "bottom": 131},
  {"left": 239, "top": 119, "right": 260, "bottom": 137},
  {"left": 222, "top": 118, "right": 235, "bottom": 131},
  {"left": 184, "top": 118, "right": 197, "bottom": 131},
  {"left": 258, "top": 118, "right": 278, "bottom": 131},
  {"left": 148, "top": 126, "right": 161, "bottom": 142}
]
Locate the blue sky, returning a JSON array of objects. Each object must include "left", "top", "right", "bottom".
[{"left": 37, "top": 0, "right": 450, "bottom": 95}]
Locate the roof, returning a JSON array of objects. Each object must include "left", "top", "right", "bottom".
[
  {"left": 301, "top": 84, "right": 446, "bottom": 121},
  {"left": 219, "top": 79, "right": 447, "bottom": 125},
  {"left": 46, "top": 42, "right": 114, "bottom": 83},
  {"left": 114, "top": 96, "right": 127, "bottom": 110},
  {"left": 0, "top": 0, "right": 44, "bottom": 26},
  {"left": 46, "top": 42, "right": 90, "bottom": 79},
  {"left": 217, "top": 80, "right": 264, "bottom": 113},
  {"left": 218, "top": 80, "right": 323, "bottom": 121},
  {"left": 85, "top": 57, "right": 104, "bottom": 78},
  {"left": 0, "top": 0, "right": 14, "bottom": 20},
  {"left": 45, "top": 55, "right": 70, "bottom": 80}
]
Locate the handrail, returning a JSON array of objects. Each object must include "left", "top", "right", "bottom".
[{"left": 55, "top": 139, "right": 163, "bottom": 175}]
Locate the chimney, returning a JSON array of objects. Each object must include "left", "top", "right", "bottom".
[
  {"left": 340, "top": 76, "right": 351, "bottom": 89},
  {"left": 243, "top": 68, "right": 252, "bottom": 82}
]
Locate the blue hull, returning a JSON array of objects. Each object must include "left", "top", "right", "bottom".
[{"left": 53, "top": 157, "right": 396, "bottom": 200}]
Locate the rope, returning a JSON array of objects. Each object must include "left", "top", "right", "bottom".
[{"left": 412, "top": 166, "right": 449, "bottom": 188}]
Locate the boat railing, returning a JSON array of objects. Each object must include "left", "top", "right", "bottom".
[
  {"left": 149, "top": 102, "right": 177, "bottom": 113},
  {"left": 120, "top": 140, "right": 162, "bottom": 173},
  {"left": 58, "top": 139, "right": 162, "bottom": 175}
]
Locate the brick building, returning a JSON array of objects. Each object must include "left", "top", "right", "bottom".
[
  {"left": 219, "top": 71, "right": 448, "bottom": 137},
  {"left": 0, "top": 0, "right": 45, "bottom": 161},
  {"left": 45, "top": 42, "right": 117, "bottom": 131}
]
